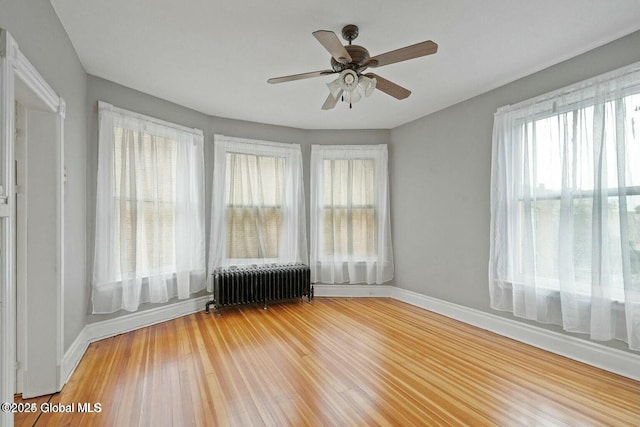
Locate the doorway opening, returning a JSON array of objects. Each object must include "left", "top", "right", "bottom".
[
  {"left": 13, "top": 77, "right": 63, "bottom": 398},
  {"left": 1, "top": 31, "right": 65, "bottom": 424}
]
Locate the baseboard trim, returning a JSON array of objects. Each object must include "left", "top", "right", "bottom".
[
  {"left": 62, "top": 287, "right": 639, "bottom": 387},
  {"left": 61, "top": 296, "right": 210, "bottom": 385},
  {"left": 313, "top": 284, "right": 393, "bottom": 297},
  {"left": 60, "top": 326, "right": 90, "bottom": 388},
  {"left": 392, "top": 287, "right": 640, "bottom": 381}
]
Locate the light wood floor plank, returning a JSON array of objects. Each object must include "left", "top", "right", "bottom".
[{"left": 15, "top": 297, "right": 640, "bottom": 426}]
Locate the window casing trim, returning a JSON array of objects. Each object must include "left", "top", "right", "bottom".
[
  {"left": 496, "top": 61, "right": 640, "bottom": 118},
  {"left": 209, "top": 135, "right": 307, "bottom": 271},
  {"left": 310, "top": 144, "right": 394, "bottom": 285}
]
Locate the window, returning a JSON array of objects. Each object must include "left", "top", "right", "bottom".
[
  {"left": 113, "top": 128, "right": 177, "bottom": 275},
  {"left": 512, "top": 103, "right": 640, "bottom": 300},
  {"left": 310, "top": 145, "right": 394, "bottom": 284},
  {"left": 93, "top": 102, "right": 205, "bottom": 313},
  {"left": 489, "top": 62, "right": 640, "bottom": 350},
  {"left": 321, "top": 158, "right": 376, "bottom": 258},
  {"left": 225, "top": 152, "right": 284, "bottom": 259},
  {"left": 208, "top": 135, "right": 307, "bottom": 274}
]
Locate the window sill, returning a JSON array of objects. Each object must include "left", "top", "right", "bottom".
[{"left": 497, "top": 280, "right": 627, "bottom": 304}]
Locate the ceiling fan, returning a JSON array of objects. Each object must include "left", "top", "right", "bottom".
[{"left": 267, "top": 24, "right": 438, "bottom": 110}]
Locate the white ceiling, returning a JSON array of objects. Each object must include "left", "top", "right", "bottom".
[{"left": 51, "top": 0, "right": 640, "bottom": 130}]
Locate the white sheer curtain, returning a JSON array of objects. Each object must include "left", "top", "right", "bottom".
[
  {"left": 490, "top": 62, "right": 640, "bottom": 351},
  {"left": 93, "top": 102, "right": 206, "bottom": 313},
  {"left": 208, "top": 135, "right": 307, "bottom": 286},
  {"left": 310, "top": 144, "right": 394, "bottom": 284}
]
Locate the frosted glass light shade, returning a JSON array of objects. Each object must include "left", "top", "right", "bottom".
[
  {"left": 359, "top": 75, "right": 377, "bottom": 97},
  {"left": 338, "top": 70, "right": 359, "bottom": 92},
  {"left": 326, "top": 71, "right": 377, "bottom": 106},
  {"left": 349, "top": 88, "right": 362, "bottom": 104},
  {"left": 327, "top": 78, "right": 342, "bottom": 99}
]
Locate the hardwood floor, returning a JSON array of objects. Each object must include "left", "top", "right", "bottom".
[{"left": 15, "top": 298, "right": 640, "bottom": 426}]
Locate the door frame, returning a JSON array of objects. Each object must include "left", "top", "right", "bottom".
[
  {"left": 0, "top": 28, "right": 65, "bottom": 426},
  {"left": 14, "top": 100, "right": 26, "bottom": 395}
]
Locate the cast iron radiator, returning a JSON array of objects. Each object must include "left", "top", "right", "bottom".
[{"left": 205, "top": 263, "right": 313, "bottom": 313}]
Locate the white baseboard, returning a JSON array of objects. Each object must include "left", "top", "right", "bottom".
[
  {"left": 313, "top": 284, "right": 393, "bottom": 297},
  {"left": 62, "top": 286, "right": 639, "bottom": 387},
  {"left": 60, "top": 326, "right": 90, "bottom": 389},
  {"left": 61, "top": 296, "right": 210, "bottom": 385},
  {"left": 392, "top": 287, "right": 640, "bottom": 381}
]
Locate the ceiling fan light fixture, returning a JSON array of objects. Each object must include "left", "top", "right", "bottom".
[
  {"left": 327, "top": 78, "right": 342, "bottom": 99},
  {"left": 347, "top": 87, "right": 362, "bottom": 104},
  {"left": 328, "top": 71, "right": 376, "bottom": 106},
  {"left": 359, "top": 75, "right": 377, "bottom": 97},
  {"left": 337, "top": 69, "right": 359, "bottom": 92},
  {"left": 268, "top": 25, "right": 438, "bottom": 109}
]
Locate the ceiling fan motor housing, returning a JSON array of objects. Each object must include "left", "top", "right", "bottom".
[{"left": 331, "top": 45, "right": 371, "bottom": 72}]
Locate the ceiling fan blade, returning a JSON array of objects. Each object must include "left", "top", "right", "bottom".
[
  {"left": 322, "top": 90, "right": 343, "bottom": 110},
  {"left": 312, "top": 30, "right": 352, "bottom": 64},
  {"left": 365, "top": 73, "right": 411, "bottom": 100},
  {"left": 268, "top": 70, "right": 336, "bottom": 84},
  {"left": 365, "top": 40, "right": 438, "bottom": 68}
]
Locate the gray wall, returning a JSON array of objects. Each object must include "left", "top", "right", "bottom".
[
  {"left": 390, "top": 30, "right": 640, "bottom": 353},
  {"left": 7, "top": 0, "right": 636, "bottom": 354},
  {"left": 0, "top": 0, "right": 88, "bottom": 352},
  {"left": 86, "top": 75, "right": 390, "bottom": 323}
]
